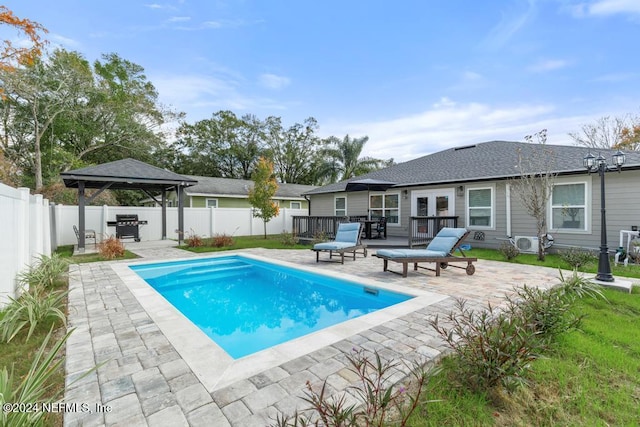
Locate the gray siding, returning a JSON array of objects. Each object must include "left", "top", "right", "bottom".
[
  {"left": 309, "top": 169, "right": 640, "bottom": 251},
  {"left": 309, "top": 192, "right": 369, "bottom": 216}
]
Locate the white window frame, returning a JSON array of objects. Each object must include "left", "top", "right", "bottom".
[
  {"left": 290, "top": 201, "right": 302, "bottom": 209},
  {"left": 549, "top": 180, "right": 590, "bottom": 233},
  {"left": 466, "top": 185, "right": 495, "bottom": 229},
  {"left": 369, "top": 192, "right": 401, "bottom": 226},
  {"left": 335, "top": 196, "right": 347, "bottom": 217},
  {"left": 206, "top": 198, "right": 218, "bottom": 208}
]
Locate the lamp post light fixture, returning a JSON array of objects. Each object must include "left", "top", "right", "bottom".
[{"left": 583, "top": 150, "right": 626, "bottom": 282}]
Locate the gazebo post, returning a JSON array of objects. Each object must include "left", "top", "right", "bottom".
[
  {"left": 161, "top": 189, "right": 167, "bottom": 240},
  {"left": 177, "top": 185, "right": 184, "bottom": 245},
  {"left": 78, "top": 181, "right": 86, "bottom": 253}
]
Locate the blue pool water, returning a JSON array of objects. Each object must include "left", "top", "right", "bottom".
[{"left": 130, "top": 255, "right": 412, "bottom": 359}]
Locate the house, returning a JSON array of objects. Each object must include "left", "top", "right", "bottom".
[
  {"left": 303, "top": 140, "right": 640, "bottom": 251},
  {"left": 144, "top": 175, "right": 316, "bottom": 210}
]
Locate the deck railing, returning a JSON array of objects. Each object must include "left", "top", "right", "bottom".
[
  {"left": 409, "top": 216, "right": 458, "bottom": 247},
  {"left": 292, "top": 216, "right": 350, "bottom": 241}
]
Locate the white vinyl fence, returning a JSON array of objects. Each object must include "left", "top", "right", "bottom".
[
  {"left": 51, "top": 205, "right": 308, "bottom": 247},
  {"left": 0, "top": 184, "right": 52, "bottom": 308}
]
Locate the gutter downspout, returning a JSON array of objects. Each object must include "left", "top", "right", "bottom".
[
  {"left": 505, "top": 183, "right": 512, "bottom": 238},
  {"left": 304, "top": 195, "right": 311, "bottom": 215}
]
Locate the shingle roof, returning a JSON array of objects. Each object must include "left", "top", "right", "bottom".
[
  {"left": 305, "top": 140, "right": 640, "bottom": 195},
  {"left": 183, "top": 175, "right": 317, "bottom": 199},
  {"left": 61, "top": 158, "right": 198, "bottom": 190}
]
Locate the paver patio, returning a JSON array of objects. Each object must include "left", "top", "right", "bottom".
[{"left": 64, "top": 242, "right": 564, "bottom": 426}]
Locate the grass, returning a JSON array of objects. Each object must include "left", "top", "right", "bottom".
[
  {"left": 465, "top": 247, "right": 640, "bottom": 279},
  {"left": 408, "top": 287, "right": 640, "bottom": 426},
  {"left": 55, "top": 244, "right": 139, "bottom": 263},
  {"left": 180, "top": 234, "right": 312, "bottom": 252},
  {"left": 0, "top": 279, "right": 68, "bottom": 427}
]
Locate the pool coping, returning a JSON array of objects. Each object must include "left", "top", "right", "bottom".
[{"left": 111, "top": 252, "right": 449, "bottom": 392}]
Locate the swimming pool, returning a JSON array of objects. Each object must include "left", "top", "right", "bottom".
[{"left": 130, "top": 255, "right": 413, "bottom": 359}]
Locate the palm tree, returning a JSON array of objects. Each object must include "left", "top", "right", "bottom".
[{"left": 316, "top": 135, "right": 388, "bottom": 184}]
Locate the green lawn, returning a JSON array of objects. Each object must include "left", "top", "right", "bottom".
[
  {"left": 408, "top": 287, "right": 640, "bottom": 426},
  {"left": 55, "top": 244, "right": 139, "bottom": 263},
  {"left": 466, "top": 247, "right": 640, "bottom": 279}
]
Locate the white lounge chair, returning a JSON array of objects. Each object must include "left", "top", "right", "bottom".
[{"left": 312, "top": 222, "right": 368, "bottom": 264}]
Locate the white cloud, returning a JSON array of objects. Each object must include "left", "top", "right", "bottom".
[
  {"left": 482, "top": 0, "right": 538, "bottom": 49},
  {"left": 528, "top": 59, "right": 570, "bottom": 72},
  {"left": 168, "top": 16, "right": 191, "bottom": 23},
  {"left": 321, "top": 98, "right": 599, "bottom": 162},
  {"left": 258, "top": 73, "right": 291, "bottom": 90},
  {"left": 589, "top": 0, "right": 640, "bottom": 15},
  {"left": 591, "top": 72, "right": 639, "bottom": 82},
  {"left": 152, "top": 73, "right": 287, "bottom": 121}
]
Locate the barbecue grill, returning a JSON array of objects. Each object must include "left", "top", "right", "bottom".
[{"left": 106, "top": 214, "right": 148, "bottom": 241}]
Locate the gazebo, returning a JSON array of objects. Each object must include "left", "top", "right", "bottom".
[{"left": 60, "top": 158, "right": 197, "bottom": 252}]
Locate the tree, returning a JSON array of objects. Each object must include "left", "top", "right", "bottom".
[
  {"left": 569, "top": 115, "right": 640, "bottom": 150},
  {"left": 67, "top": 52, "right": 172, "bottom": 166},
  {"left": 616, "top": 123, "right": 640, "bottom": 151},
  {"left": 0, "top": 49, "right": 90, "bottom": 190},
  {"left": 0, "top": 49, "right": 174, "bottom": 198},
  {"left": 511, "top": 129, "right": 557, "bottom": 261},
  {"left": 248, "top": 157, "right": 280, "bottom": 239},
  {"left": 0, "top": 6, "right": 47, "bottom": 72},
  {"left": 175, "top": 111, "right": 265, "bottom": 178},
  {"left": 316, "top": 134, "right": 389, "bottom": 184},
  {"left": 264, "top": 116, "right": 325, "bottom": 184}
]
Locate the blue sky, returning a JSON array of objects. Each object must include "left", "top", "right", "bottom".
[{"left": 4, "top": 0, "right": 640, "bottom": 162}]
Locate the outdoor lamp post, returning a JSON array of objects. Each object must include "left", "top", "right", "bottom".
[{"left": 583, "top": 150, "right": 626, "bottom": 282}]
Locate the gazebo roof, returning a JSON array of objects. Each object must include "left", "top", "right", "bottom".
[{"left": 60, "top": 158, "right": 198, "bottom": 191}]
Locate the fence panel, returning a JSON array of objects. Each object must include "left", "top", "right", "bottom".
[
  {"left": 52, "top": 206, "right": 309, "bottom": 246},
  {"left": 0, "top": 185, "right": 51, "bottom": 307}
]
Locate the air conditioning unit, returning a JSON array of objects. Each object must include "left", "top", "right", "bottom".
[{"left": 514, "top": 236, "right": 538, "bottom": 253}]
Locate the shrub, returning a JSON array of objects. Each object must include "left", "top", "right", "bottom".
[
  {"left": 271, "top": 348, "right": 436, "bottom": 427},
  {"left": 429, "top": 298, "right": 542, "bottom": 392},
  {"left": 556, "top": 269, "right": 606, "bottom": 301},
  {"left": 186, "top": 230, "right": 203, "bottom": 248},
  {"left": 0, "top": 286, "right": 67, "bottom": 343},
  {"left": 499, "top": 241, "right": 520, "bottom": 261},
  {"left": 311, "top": 231, "right": 329, "bottom": 245},
  {"left": 97, "top": 235, "right": 125, "bottom": 259},
  {"left": 280, "top": 231, "right": 298, "bottom": 246},
  {"left": 17, "top": 253, "right": 68, "bottom": 290},
  {"left": 212, "top": 233, "right": 234, "bottom": 248},
  {"left": 559, "top": 247, "right": 597, "bottom": 269},
  {"left": 506, "top": 285, "right": 581, "bottom": 343}
]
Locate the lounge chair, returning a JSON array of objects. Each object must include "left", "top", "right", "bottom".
[
  {"left": 373, "top": 227, "right": 476, "bottom": 277},
  {"left": 312, "top": 222, "right": 367, "bottom": 264}
]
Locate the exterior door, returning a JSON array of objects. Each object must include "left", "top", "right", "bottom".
[
  {"left": 411, "top": 189, "right": 454, "bottom": 217},
  {"left": 411, "top": 189, "right": 455, "bottom": 236}
]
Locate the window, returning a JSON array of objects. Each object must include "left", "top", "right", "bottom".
[
  {"left": 551, "top": 183, "right": 587, "bottom": 230},
  {"left": 290, "top": 201, "right": 302, "bottom": 209},
  {"left": 206, "top": 198, "right": 218, "bottom": 208},
  {"left": 467, "top": 187, "right": 493, "bottom": 228},
  {"left": 369, "top": 193, "right": 400, "bottom": 224},
  {"left": 335, "top": 196, "right": 346, "bottom": 216}
]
